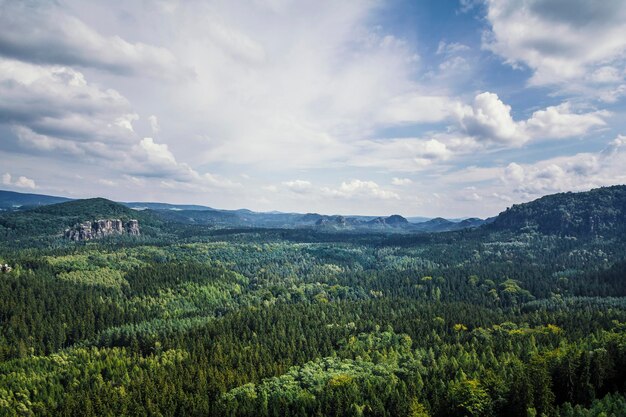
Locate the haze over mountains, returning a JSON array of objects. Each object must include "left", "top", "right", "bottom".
[
  {"left": 2, "top": 185, "right": 625, "bottom": 237},
  {"left": 0, "top": 189, "right": 482, "bottom": 232}
]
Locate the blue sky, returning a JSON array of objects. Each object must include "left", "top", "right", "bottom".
[{"left": 1, "top": 0, "right": 626, "bottom": 217}]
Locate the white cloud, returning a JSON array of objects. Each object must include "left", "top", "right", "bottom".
[
  {"left": 350, "top": 138, "right": 452, "bottom": 171},
  {"left": 127, "top": 137, "right": 240, "bottom": 190},
  {"left": 436, "top": 41, "right": 470, "bottom": 55},
  {"left": 435, "top": 135, "right": 626, "bottom": 217},
  {"left": 457, "top": 92, "right": 524, "bottom": 144},
  {"left": 148, "top": 115, "right": 160, "bottom": 134},
  {"left": 456, "top": 92, "right": 609, "bottom": 146},
  {"left": 504, "top": 162, "right": 524, "bottom": 183},
  {"left": 483, "top": 0, "right": 626, "bottom": 89},
  {"left": 524, "top": 103, "right": 608, "bottom": 139},
  {"left": 0, "top": 1, "right": 179, "bottom": 76},
  {"left": 98, "top": 179, "right": 117, "bottom": 187},
  {"left": 115, "top": 114, "right": 139, "bottom": 132},
  {"left": 282, "top": 180, "right": 313, "bottom": 194},
  {"left": 439, "top": 56, "right": 469, "bottom": 73},
  {"left": 377, "top": 94, "right": 454, "bottom": 125},
  {"left": 323, "top": 180, "right": 400, "bottom": 200},
  {"left": 161, "top": 1, "right": 449, "bottom": 172},
  {"left": 498, "top": 135, "right": 626, "bottom": 196},
  {"left": 135, "top": 137, "right": 177, "bottom": 166},
  {"left": 591, "top": 66, "right": 622, "bottom": 84},
  {"left": 392, "top": 177, "right": 413, "bottom": 186},
  {"left": 1, "top": 172, "right": 36, "bottom": 189},
  {"left": 14, "top": 176, "right": 36, "bottom": 189},
  {"left": 0, "top": 58, "right": 134, "bottom": 145}
]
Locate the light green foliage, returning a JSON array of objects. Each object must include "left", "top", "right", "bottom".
[
  {"left": 57, "top": 268, "right": 128, "bottom": 290},
  {"left": 449, "top": 379, "right": 492, "bottom": 417}
]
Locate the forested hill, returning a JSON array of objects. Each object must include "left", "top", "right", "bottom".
[
  {"left": 489, "top": 185, "right": 626, "bottom": 236},
  {"left": 32, "top": 198, "right": 137, "bottom": 219},
  {"left": 0, "top": 198, "right": 160, "bottom": 238}
]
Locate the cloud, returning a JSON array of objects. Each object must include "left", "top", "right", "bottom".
[
  {"left": 2, "top": 172, "right": 36, "bottom": 189},
  {"left": 457, "top": 92, "right": 524, "bottom": 144},
  {"left": 524, "top": 103, "right": 609, "bottom": 139},
  {"left": 439, "top": 56, "right": 469, "bottom": 73},
  {"left": 115, "top": 114, "right": 139, "bottom": 132},
  {"left": 0, "top": 56, "right": 237, "bottom": 192},
  {"left": 376, "top": 94, "right": 454, "bottom": 125},
  {"left": 164, "top": 1, "right": 450, "bottom": 172},
  {"left": 97, "top": 179, "right": 117, "bottom": 187},
  {"left": 148, "top": 115, "right": 160, "bottom": 134},
  {"left": 322, "top": 180, "right": 400, "bottom": 200},
  {"left": 456, "top": 92, "right": 609, "bottom": 146},
  {"left": 350, "top": 138, "right": 452, "bottom": 171},
  {"left": 135, "top": 137, "right": 177, "bottom": 166},
  {"left": 0, "top": 58, "right": 133, "bottom": 145},
  {"left": 0, "top": 1, "right": 179, "bottom": 77},
  {"left": 277, "top": 179, "right": 400, "bottom": 201},
  {"left": 392, "top": 177, "right": 413, "bottom": 186},
  {"left": 126, "top": 137, "right": 240, "bottom": 189},
  {"left": 436, "top": 41, "right": 470, "bottom": 55},
  {"left": 282, "top": 180, "right": 313, "bottom": 194},
  {"left": 434, "top": 135, "right": 626, "bottom": 216},
  {"left": 500, "top": 135, "right": 626, "bottom": 196},
  {"left": 483, "top": 0, "right": 626, "bottom": 90}
]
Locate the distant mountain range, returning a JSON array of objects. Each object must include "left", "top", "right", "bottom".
[
  {"left": 0, "top": 189, "right": 483, "bottom": 231},
  {"left": 0, "top": 190, "right": 72, "bottom": 209},
  {"left": 4, "top": 185, "right": 625, "bottom": 237}
]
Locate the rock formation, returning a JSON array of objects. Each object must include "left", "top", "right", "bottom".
[{"left": 64, "top": 219, "right": 140, "bottom": 241}]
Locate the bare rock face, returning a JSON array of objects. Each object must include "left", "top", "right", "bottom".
[{"left": 64, "top": 219, "right": 140, "bottom": 241}]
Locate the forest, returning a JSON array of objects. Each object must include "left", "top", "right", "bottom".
[{"left": 1, "top": 186, "right": 626, "bottom": 416}]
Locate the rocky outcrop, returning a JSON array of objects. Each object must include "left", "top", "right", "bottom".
[{"left": 64, "top": 219, "right": 140, "bottom": 241}]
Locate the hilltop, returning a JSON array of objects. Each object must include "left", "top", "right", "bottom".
[{"left": 489, "top": 185, "right": 626, "bottom": 236}]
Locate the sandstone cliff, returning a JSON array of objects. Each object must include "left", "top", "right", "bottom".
[{"left": 64, "top": 219, "right": 140, "bottom": 241}]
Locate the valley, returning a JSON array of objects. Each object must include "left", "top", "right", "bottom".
[{"left": 0, "top": 186, "right": 625, "bottom": 416}]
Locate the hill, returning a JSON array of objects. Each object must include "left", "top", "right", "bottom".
[
  {"left": 33, "top": 198, "right": 139, "bottom": 219},
  {"left": 0, "top": 198, "right": 158, "bottom": 239},
  {"left": 489, "top": 185, "right": 626, "bottom": 236},
  {"left": 0, "top": 190, "right": 72, "bottom": 210}
]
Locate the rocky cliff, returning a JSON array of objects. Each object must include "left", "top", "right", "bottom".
[{"left": 64, "top": 219, "right": 140, "bottom": 241}]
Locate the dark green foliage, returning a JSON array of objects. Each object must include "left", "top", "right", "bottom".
[{"left": 490, "top": 185, "right": 626, "bottom": 236}]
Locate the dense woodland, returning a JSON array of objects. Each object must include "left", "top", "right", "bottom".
[{"left": 1, "top": 187, "right": 626, "bottom": 416}]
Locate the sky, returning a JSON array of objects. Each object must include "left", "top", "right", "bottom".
[{"left": 2, "top": 0, "right": 626, "bottom": 217}]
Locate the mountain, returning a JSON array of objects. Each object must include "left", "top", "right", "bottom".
[
  {"left": 315, "top": 215, "right": 361, "bottom": 229},
  {"left": 489, "top": 185, "right": 626, "bottom": 236},
  {"left": 153, "top": 208, "right": 243, "bottom": 226},
  {"left": 0, "top": 189, "right": 481, "bottom": 233},
  {"left": 0, "top": 198, "right": 158, "bottom": 239},
  {"left": 33, "top": 198, "right": 140, "bottom": 219},
  {"left": 366, "top": 214, "right": 410, "bottom": 228},
  {"left": 0, "top": 190, "right": 72, "bottom": 210}
]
